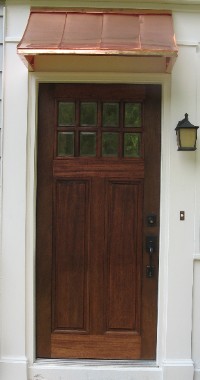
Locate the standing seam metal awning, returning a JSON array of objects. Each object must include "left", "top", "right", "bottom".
[{"left": 17, "top": 10, "right": 178, "bottom": 72}]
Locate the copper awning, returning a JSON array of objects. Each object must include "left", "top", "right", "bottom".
[{"left": 17, "top": 10, "right": 178, "bottom": 72}]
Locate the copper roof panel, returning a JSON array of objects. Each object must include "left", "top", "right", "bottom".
[
  {"left": 140, "top": 14, "right": 176, "bottom": 51},
  {"left": 101, "top": 14, "right": 139, "bottom": 49},
  {"left": 20, "top": 12, "right": 66, "bottom": 49},
  {"left": 62, "top": 13, "right": 102, "bottom": 48}
]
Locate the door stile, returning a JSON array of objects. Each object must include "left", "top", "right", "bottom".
[
  {"left": 36, "top": 84, "right": 55, "bottom": 358},
  {"left": 141, "top": 85, "right": 161, "bottom": 358}
]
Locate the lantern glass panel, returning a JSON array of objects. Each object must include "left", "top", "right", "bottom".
[{"left": 179, "top": 128, "right": 197, "bottom": 149}]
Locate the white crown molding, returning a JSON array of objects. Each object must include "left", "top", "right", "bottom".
[{"left": 3, "top": 0, "right": 200, "bottom": 11}]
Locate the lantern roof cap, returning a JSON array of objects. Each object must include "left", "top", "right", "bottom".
[{"left": 175, "top": 113, "right": 199, "bottom": 130}]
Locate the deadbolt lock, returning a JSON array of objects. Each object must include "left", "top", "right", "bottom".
[{"left": 147, "top": 214, "right": 157, "bottom": 226}]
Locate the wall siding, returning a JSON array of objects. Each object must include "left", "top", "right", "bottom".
[{"left": 0, "top": 4, "right": 4, "bottom": 320}]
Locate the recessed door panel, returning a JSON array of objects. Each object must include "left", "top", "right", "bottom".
[
  {"left": 106, "top": 180, "right": 142, "bottom": 333},
  {"left": 54, "top": 179, "right": 89, "bottom": 332}
]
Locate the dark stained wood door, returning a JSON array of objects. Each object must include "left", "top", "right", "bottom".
[{"left": 36, "top": 84, "right": 161, "bottom": 360}]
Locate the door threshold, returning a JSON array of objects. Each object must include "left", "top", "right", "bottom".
[{"left": 34, "top": 359, "right": 158, "bottom": 367}]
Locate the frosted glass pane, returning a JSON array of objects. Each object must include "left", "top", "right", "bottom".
[
  {"left": 80, "top": 132, "right": 96, "bottom": 156},
  {"left": 103, "top": 103, "right": 119, "bottom": 127},
  {"left": 80, "top": 102, "right": 97, "bottom": 126},
  {"left": 102, "top": 133, "right": 119, "bottom": 157},
  {"left": 58, "top": 102, "right": 75, "bottom": 126},
  {"left": 58, "top": 132, "right": 74, "bottom": 156},
  {"left": 124, "top": 133, "right": 141, "bottom": 157},
  {"left": 125, "top": 103, "right": 141, "bottom": 127}
]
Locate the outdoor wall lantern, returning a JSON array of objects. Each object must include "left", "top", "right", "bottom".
[{"left": 175, "top": 113, "right": 199, "bottom": 151}]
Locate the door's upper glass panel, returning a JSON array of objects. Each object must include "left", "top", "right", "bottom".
[{"left": 56, "top": 100, "right": 142, "bottom": 158}]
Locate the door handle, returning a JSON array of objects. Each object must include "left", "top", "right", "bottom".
[
  {"left": 146, "top": 236, "right": 156, "bottom": 255},
  {"left": 146, "top": 236, "right": 157, "bottom": 278}
]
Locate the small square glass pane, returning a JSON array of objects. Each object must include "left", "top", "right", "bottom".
[
  {"left": 58, "top": 132, "right": 74, "bottom": 156},
  {"left": 80, "top": 102, "right": 97, "bottom": 126},
  {"left": 102, "top": 133, "right": 119, "bottom": 157},
  {"left": 103, "top": 103, "right": 119, "bottom": 127},
  {"left": 124, "top": 103, "right": 141, "bottom": 127},
  {"left": 80, "top": 132, "right": 96, "bottom": 157},
  {"left": 124, "top": 133, "right": 141, "bottom": 158},
  {"left": 58, "top": 102, "right": 75, "bottom": 126}
]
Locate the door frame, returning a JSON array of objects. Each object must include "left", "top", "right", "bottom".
[{"left": 26, "top": 71, "right": 171, "bottom": 372}]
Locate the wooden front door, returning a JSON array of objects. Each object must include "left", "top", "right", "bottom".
[{"left": 36, "top": 84, "right": 161, "bottom": 360}]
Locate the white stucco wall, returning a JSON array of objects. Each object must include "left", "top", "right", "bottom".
[{"left": 1, "top": 2, "right": 200, "bottom": 380}]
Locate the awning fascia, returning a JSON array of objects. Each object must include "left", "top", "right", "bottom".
[{"left": 17, "top": 10, "right": 178, "bottom": 73}]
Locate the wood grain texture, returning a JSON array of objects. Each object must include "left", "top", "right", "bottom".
[
  {"left": 53, "top": 179, "right": 89, "bottom": 332},
  {"left": 106, "top": 180, "right": 143, "bottom": 332},
  {"left": 141, "top": 85, "right": 161, "bottom": 359},
  {"left": 36, "top": 83, "right": 55, "bottom": 358},
  {"left": 36, "top": 83, "right": 161, "bottom": 360},
  {"left": 51, "top": 334, "right": 141, "bottom": 359}
]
